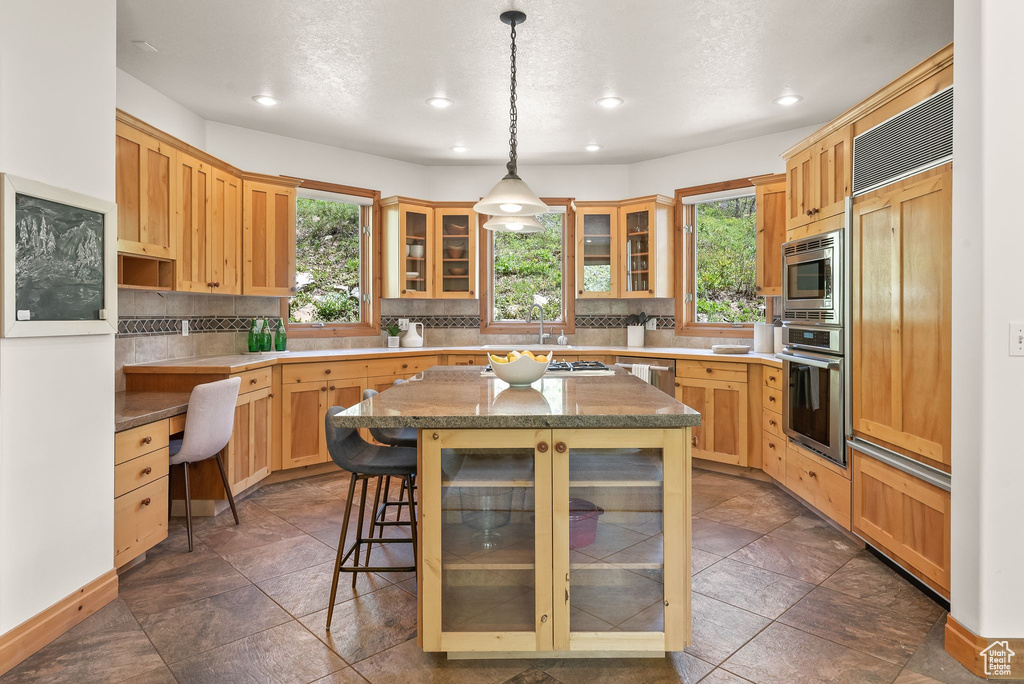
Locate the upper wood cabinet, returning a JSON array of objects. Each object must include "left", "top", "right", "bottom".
[
  {"left": 851, "top": 164, "right": 951, "bottom": 470},
  {"left": 115, "top": 121, "right": 177, "bottom": 259},
  {"left": 751, "top": 174, "right": 787, "bottom": 296},
  {"left": 210, "top": 169, "right": 243, "bottom": 295},
  {"left": 243, "top": 178, "right": 297, "bottom": 296},
  {"left": 175, "top": 152, "right": 213, "bottom": 293},
  {"left": 619, "top": 195, "right": 674, "bottom": 298},
  {"left": 785, "top": 125, "right": 852, "bottom": 231},
  {"left": 434, "top": 207, "right": 477, "bottom": 299},
  {"left": 575, "top": 205, "right": 619, "bottom": 298}
]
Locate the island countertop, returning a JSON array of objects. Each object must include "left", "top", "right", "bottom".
[{"left": 329, "top": 365, "right": 702, "bottom": 430}]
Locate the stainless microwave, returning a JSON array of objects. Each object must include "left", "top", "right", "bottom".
[{"left": 781, "top": 230, "right": 843, "bottom": 326}]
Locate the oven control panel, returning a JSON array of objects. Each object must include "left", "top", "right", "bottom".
[{"left": 783, "top": 324, "right": 842, "bottom": 354}]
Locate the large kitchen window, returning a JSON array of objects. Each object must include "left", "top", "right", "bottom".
[
  {"left": 482, "top": 199, "right": 575, "bottom": 333},
  {"left": 285, "top": 181, "right": 380, "bottom": 337},
  {"left": 676, "top": 180, "right": 761, "bottom": 335}
]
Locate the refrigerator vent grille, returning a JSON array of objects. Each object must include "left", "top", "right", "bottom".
[{"left": 853, "top": 86, "right": 953, "bottom": 194}]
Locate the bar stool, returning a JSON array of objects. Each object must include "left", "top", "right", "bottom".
[
  {"left": 324, "top": 408, "right": 417, "bottom": 631},
  {"left": 363, "top": 385, "right": 417, "bottom": 538},
  {"left": 168, "top": 377, "right": 242, "bottom": 551}
]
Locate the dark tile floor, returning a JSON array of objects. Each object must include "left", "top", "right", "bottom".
[{"left": 2, "top": 468, "right": 983, "bottom": 684}]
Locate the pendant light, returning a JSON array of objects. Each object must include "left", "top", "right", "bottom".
[
  {"left": 483, "top": 214, "right": 545, "bottom": 233},
  {"left": 473, "top": 11, "right": 548, "bottom": 219}
]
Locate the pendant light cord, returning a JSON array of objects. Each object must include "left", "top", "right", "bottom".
[{"left": 507, "top": 18, "right": 518, "bottom": 178}]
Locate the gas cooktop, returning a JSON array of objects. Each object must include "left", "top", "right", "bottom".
[{"left": 482, "top": 360, "right": 615, "bottom": 376}]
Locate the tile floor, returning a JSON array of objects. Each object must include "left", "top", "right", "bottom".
[{"left": 2, "top": 468, "right": 984, "bottom": 684}]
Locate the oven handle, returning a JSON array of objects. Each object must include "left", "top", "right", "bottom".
[{"left": 776, "top": 352, "right": 841, "bottom": 370}]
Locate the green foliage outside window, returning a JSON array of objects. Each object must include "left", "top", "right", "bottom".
[
  {"left": 492, "top": 213, "right": 563, "bottom": 321},
  {"left": 694, "top": 195, "right": 761, "bottom": 323},
  {"left": 289, "top": 197, "right": 362, "bottom": 324}
]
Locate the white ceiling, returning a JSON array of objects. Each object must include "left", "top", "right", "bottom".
[{"left": 116, "top": 0, "right": 953, "bottom": 166}]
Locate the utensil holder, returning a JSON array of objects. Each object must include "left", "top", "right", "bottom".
[{"left": 627, "top": 325, "right": 645, "bottom": 347}]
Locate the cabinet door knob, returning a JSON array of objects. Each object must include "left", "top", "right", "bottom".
[
  {"left": 142, "top": 466, "right": 153, "bottom": 475},
  {"left": 674, "top": 381, "right": 680, "bottom": 387},
  {"left": 649, "top": 289, "right": 654, "bottom": 294},
  {"left": 555, "top": 442, "right": 567, "bottom": 453},
  {"left": 755, "top": 285, "right": 761, "bottom": 291},
  {"left": 325, "top": 369, "right": 332, "bottom": 375},
  {"left": 401, "top": 289, "right": 407, "bottom": 294},
  {"left": 470, "top": 290, "right": 474, "bottom": 295},
  {"left": 691, "top": 435, "right": 697, "bottom": 446},
  {"left": 705, "top": 367, "right": 713, "bottom": 374},
  {"left": 321, "top": 386, "right": 327, "bottom": 392},
  {"left": 142, "top": 436, "right": 153, "bottom": 445},
  {"left": 537, "top": 442, "right": 549, "bottom": 453},
  {"left": 268, "top": 393, "right": 274, "bottom": 398},
  {"left": 541, "top": 614, "right": 548, "bottom": 623},
  {"left": 329, "top": 386, "right": 336, "bottom": 391},
  {"left": 140, "top": 497, "right": 151, "bottom": 507}
]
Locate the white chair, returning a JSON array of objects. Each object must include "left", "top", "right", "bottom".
[{"left": 168, "top": 377, "right": 242, "bottom": 551}]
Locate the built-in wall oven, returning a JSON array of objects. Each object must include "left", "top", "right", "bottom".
[
  {"left": 781, "top": 230, "right": 842, "bottom": 325},
  {"left": 778, "top": 325, "right": 845, "bottom": 466}
]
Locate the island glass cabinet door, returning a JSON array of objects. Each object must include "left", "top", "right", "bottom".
[{"left": 420, "top": 427, "right": 688, "bottom": 654}]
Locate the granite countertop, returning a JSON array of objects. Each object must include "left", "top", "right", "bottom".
[
  {"left": 115, "top": 391, "right": 191, "bottom": 432},
  {"left": 329, "top": 366, "right": 702, "bottom": 430},
  {"left": 123, "top": 345, "right": 782, "bottom": 374}
]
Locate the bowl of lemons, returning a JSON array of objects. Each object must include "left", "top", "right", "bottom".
[{"left": 487, "top": 350, "right": 551, "bottom": 387}]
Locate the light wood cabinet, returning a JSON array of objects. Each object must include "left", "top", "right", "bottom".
[
  {"left": 420, "top": 427, "right": 688, "bottom": 654},
  {"left": 211, "top": 168, "right": 243, "bottom": 294},
  {"left": 575, "top": 205, "right": 619, "bottom": 298},
  {"left": 223, "top": 386, "right": 272, "bottom": 495},
  {"left": 752, "top": 175, "right": 787, "bottom": 296},
  {"left": 281, "top": 377, "right": 365, "bottom": 470},
  {"left": 175, "top": 153, "right": 213, "bottom": 293},
  {"left": 243, "top": 178, "right": 297, "bottom": 296},
  {"left": 619, "top": 196, "right": 674, "bottom": 298},
  {"left": 381, "top": 198, "right": 435, "bottom": 298},
  {"left": 114, "top": 418, "right": 170, "bottom": 567},
  {"left": 446, "top": 354, "right": 490, "bottom": 367},
  {"left": 851, "top": 164, "right": 951, "bottom": 469},
  {"left": 675, "top": 377, "right": 748, "bottom": 466},
  {"left": 785, "top": 125, "right": 852, "bottom": 232},
  {"left": 851, "top": 449, "right": 950, "bottom": 596},
  {"left": 786, "top": 443, "right": 851, "bottom": 530},
  {"left": 434, "top": 207, "right": 477, "bottom": 298},
  {"left": 115, "top": 121, "right": 176, "bottom": 259}
]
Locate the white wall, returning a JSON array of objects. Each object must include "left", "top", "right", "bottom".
[
  {"left": 0, "top": 0, "right": 115, "bottom": 633},
  {"left": 426, "top": 163, "right": 630, "bottom": 202},
  {"left": 951, "top": 0, "right": 1024, "bottom": 639},
  {"left": 116, "top": 68, "right": 206, "bottom": 148}
]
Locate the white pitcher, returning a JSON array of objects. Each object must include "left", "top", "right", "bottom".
[{"left": 401, "top": 321, "right": 424, "bottom": 348}]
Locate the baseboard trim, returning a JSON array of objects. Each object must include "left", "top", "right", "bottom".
[
  {"left": 945, "top": 615, "right": 1024, "bottom": 679},
  {"left": 0, "top": 569, "right": 118, "bottom": 677}
]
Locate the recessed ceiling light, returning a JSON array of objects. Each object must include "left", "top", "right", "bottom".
[
  {"left": 585, "top": 143, "right": 602, "bottom": 152},
  {"left": 132, "top": 40, "right": 158, "bottom": 53},
  {"left": 596, "top": 96, "right": 624, "bottom": 109},
  {"left": 450, "top": 145, "right": 467, "bottom": 153},
  {"left": 774, "top": 94, "right": 803, "bottom": 106},
  {"left": 252, "top": 95, "right": 279, "bottom": 106},
  {"left": 426, "top": 97, "right": 454, "bottom": 108}
]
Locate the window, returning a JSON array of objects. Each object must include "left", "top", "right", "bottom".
[
  {"left": 676, "top": 179, "right": 762, "bottom": 335},
  {"left": 284, "top": 180, "right": 380, "bottom": 336},
  {"left": 482, "top": 199, "right": 575, "bottom": 333}
]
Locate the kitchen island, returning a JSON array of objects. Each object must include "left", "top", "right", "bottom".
[{"left": 330, "top": 365, "right": 700, "bottom": 658}]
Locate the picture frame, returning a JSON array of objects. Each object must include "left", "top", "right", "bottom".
[{"left": 0, "top": 173, "right": 117, "bottom": 337}]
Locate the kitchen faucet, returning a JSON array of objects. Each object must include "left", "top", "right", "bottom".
[{"left": 527, "top": 303, "right": 550, "bottom": 345}]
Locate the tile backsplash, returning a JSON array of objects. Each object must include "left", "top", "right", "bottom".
[{"left": 115, "top": 290, "right": 751, "bottom": 390}]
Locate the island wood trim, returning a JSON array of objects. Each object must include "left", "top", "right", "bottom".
[
  {"left": 781, "top": 43, "right": 953, "bottom": 159},
  {"left": 945, "top": 615, "right": 1024, "bottom": 679},
  {"left": 0, "top": 570, "right": 118, "bottom": 677}
]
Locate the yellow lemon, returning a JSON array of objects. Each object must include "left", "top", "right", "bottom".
[{"left": 489, "top": 354, "right": 509, "bottom": 365}]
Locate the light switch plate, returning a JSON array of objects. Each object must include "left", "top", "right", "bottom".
[
  {"left": 182, "top": 320, "right": 189, "bottom": 336},
  {"left": 398, "top": 318, "right": 410, "bottom": 331},
  {"left": 1011, "top": 323, "right": 1024, "bottom": 356}
]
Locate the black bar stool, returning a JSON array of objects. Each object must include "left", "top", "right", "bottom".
[
  {"left": 323, "top": 408, "right": 417, "bottom": 631},
  {"left": 363, "top": 385, "right": 417, "bottom": 537}
]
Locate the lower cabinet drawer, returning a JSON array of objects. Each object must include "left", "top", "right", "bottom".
[
  {"left": 115, "top": 448, "right": 169, "bottom": 497},
  {"left": 114, "top": 477, "right": 169, "bottom": 567},
  {"left": 446, "top": 354, "right": 489, "bottom": 366},
  {"left": 281, "top": 361, "right": 366, "bottom": 384},
  {"left": 762, "top": 432, "right": 786, "bottom": 481},
  {"left": 115, "top": 420, "right": 170, "bottom": 465},
  {"left": 787, "top": 445, "right": 851, "bottom": 529},
  {"left": 365, "top": 355, "right": 438, "bottom": 377},
  {"left": 236, "top": 367, "right": 272, "bottom": 393},
  {"left": 676, "top": 359, "right": 748, "bottom": 383},
  {"left": 763, "top": 365, "right": 783, "bottom": 391},
  {"left": 763, "top": 408, "right": 784, "bottom": 438},
  {"left": 762, "top": 385, "right": 782, "bottom": 414}
]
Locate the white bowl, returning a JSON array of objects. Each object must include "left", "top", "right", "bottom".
[
  {"left": 489, "top": 354, "right": 550, "bottom": 387},
  {"left": 409, "top": 244, "right": 425, "bottom": 257}
]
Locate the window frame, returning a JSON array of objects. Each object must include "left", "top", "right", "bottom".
[
  {"left": 281, "top": 178, "right": 382, "bottom": 338},
  {"left": 479, "top": 197, "right": 576, "bottom": 334},
  {"left": 675, "top": 178, "right": 759, "bottom": 338}
]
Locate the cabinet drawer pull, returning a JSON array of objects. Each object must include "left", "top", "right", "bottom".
[
  {"left": 537, "top": 442, "right": 549, "bottom": 453},
  {"left": 402, "top": 363, "right": 408, "bottom": 369},
  {"left": 768, "top": 442, "right": 775, "bottom": 450},
  {"left": 142, "top": 466, "right": 152, "bottom": 475},
  {"left": 142, "top": 436, "right": 153, "bottom": 445},
  {"left": 769, "top": 419, "right": 777, "bottom": 427},
  {"left": 808, "top": 470, "right": 817, "bottom": 478},
  {"left": 555, "top": 442, "right": 567, "bottom": 453},
  {"left": 250, "top": 378, "right": 258, "bottom": 384},
  {"left": 768, "top": 375, "right": 776, "bottom": 383},
  {"left": 705, "top": 367, "right": 712, "bottom": 374},
  {"left": 769, "top": 395, "right": 776, "bottom": 403},
  {"left": 140, "top": 497, "right": 152, "bottom": 507},
  {"left": 325, "top": 369, "right": 332, "bottom": 375}
]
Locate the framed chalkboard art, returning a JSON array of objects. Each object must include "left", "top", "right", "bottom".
[{"left": 1, "top": 174, "right": 117, "bottom": 337}]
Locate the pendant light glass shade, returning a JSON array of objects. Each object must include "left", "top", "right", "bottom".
[
  {"left": 483, "top": 214, "right": 544, "bottom": 233},
  {"left": 473, "top": 176, "right": 548, "bottom": 216}
]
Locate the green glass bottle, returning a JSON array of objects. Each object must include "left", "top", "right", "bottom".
[
  {"left": 261, "top": 319, "right": 272, "bottom": 351},
  {"left": 247, "top": 319, "right": 260, "bottom": 352},
  {"left": 274, "top": 318, "right": 287, "bottom": 351}
]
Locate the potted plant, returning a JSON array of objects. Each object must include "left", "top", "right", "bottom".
[{"left": 385, "top": 323, "right": 402, "bottom": 348}]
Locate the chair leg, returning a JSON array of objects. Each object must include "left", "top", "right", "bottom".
[
  {"left": 405, "top": 474, "right": 418, "bottom": 572},
  {"left": 351, "top": 476, "right": 369, "bottom": 589},
  {"left": 182, "top": 462, "right": 193, "bottom": 552},
  {"left": 396, "top": 477, "right": 407, "bottom": 523},
  {"left": 365, "top": 476, "right": 384, "bottom": 570},
  {"left": 214, "top": 452, "right": 239, "bottom": 525},
  {"left": 167, "top": 465, "right": 173, "bottom": 520},
  {"left": 327, "top": 473, "right": 358, "bottom": 631}
]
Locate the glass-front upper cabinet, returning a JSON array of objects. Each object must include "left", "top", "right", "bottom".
[
  {"left": 576, "top": 206, "right": 618, "bottom": 298},
  {"left": 400, "top": 204, "right": 433, "bottom": 297},
  {"left": 618, "top": 196, "right": 675, "bottom": 299},
  {"left": 434, "top": 208, "right": 477, "bottom": 299}
]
